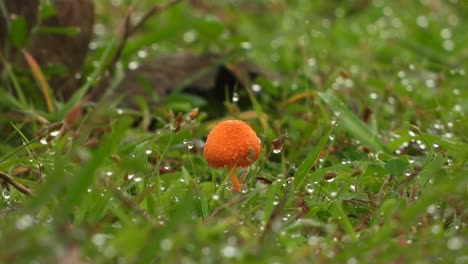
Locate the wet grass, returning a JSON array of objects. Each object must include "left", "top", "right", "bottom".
[{"left": 0, "top": 0, "right": 467, "bottom": 263}]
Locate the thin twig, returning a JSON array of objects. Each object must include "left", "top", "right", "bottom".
[
  {"left": 0, "top": 171, "right": 33, "bottom": 196},
  {"left": 108, "top": 0, "right": 183, "bottom": 70}
]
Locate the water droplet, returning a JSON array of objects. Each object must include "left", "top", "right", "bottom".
[
  {"left": 212, "top": 194, "right": 220, "bottom": 201},
  {"left": 183, "top": 29, "right": 197, "bottom": 43},
  {"left": 251, "top": 83, "right": 262, "bottom": 93},
  {"left": 134, "top": 177, "right": 143, "bottom": 183},
  {"left": 186, "top": 141, "right": 194, "bottom": 150},
  {"left": 160, "top": 238, "right": 173, "bottom": 251},
  {"left": 137, "top": 50, "right": 148, "bottom": 59},
  {"left": 226, "top": 182, "right": 233, "bottom": 191},
  {"left": 40, "top": 138, "right": 48, "bottom": 145},
  {"left": 425, "top": 204, "right": 438, "bottom": 215},
  {"left": 163, "top": 164, "right": 172, "bottom": 170},
  {"left": 92, "top": 233, "right": 106, "bottom": 247},
  {"left": 240, "top": 42, "right": 252, "bottom": 50},
  {"left": 346, "top": 257, "right": 359, "bottom": 264},
  {"left": 2, "top": 188, "right": 11, "bottom": 199},
  {"left": 273, "top": 196, "right": 280, "bottom": 205},
  {"left": 128, "top": 61, "right": 139, "bottom": 70},
  {"left": 105, "top": 171, "right": 113, "bottom": 177},
  {"left": 416, "top": 15, "right": 428, "bottom": 28},
  {"left": 49, "top": 130, "right": 60, "bottom": 137},
  {"left": 241, "top": 185, "right": 249, "bottom": 193},
  {"left": 232, "top": 92, "right": 240, "bottom": 103},
  {"left": 330, "top": 192, "right": 337, "bottom": 198},
  {"left": 328, "top": 134, "right": 335, "bottom": 141},
  {"left": 179, "top": 178, "right": 185, "bottom": 183},
  {"left": 145, "top": 149, "right": 152, "bottom": 155},
  {"left": 369, "top": 93, "right": 378, "bottom": 100},
  {"left": 16, "top": 214, "right": 34, "bottom": 230},
  {"left": 308, "top": 236, "right": 320, "bottom": 246},
  {"left": 272, "top": 147, "right": 282, "bottom": 154},
  {"left": 440, "top": 28, "right": 452, "bottom": 39},
  {"left": 447, "top": 237, "right": 463, "bottom": 250},
  {"left": 307, "top": 57, "right": 316, "bottom": 67},
  {"left": 305, "top": 183, "right": 314, "bottom": 194},
  {"left": 425, "top": 79, "right": 436, "bottom": 88},
  {"left": 87, "top": 188, "right": 92, "bottom": 193},
  {"left": 430, "top": 225, "right": 441, "bottom": 234},
  {"left": 432, "top": 142, "right": 440, "bottom": 148},
  {"left": 221, "top": 245, "right": 238, "bottom": 258},
  {"left": 408, "top": 130, "right": 416, "bottom": 137},
  {"left": 171, "top": 196, "right": 179, "bottom": 204}
]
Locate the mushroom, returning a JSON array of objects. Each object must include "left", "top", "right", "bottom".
[{"left": 203, "top": 120, "right": 261, "bottom": 192}]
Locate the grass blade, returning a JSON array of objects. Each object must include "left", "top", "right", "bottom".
[
  {"left": 22, "top": 50, "right": 55, "bottom": 112},
  {"left": 294, "top": 125, "right": 334, "bottom": 188},
  {"left": 317, "top": 92, "right": 388, "bottom": 152}
]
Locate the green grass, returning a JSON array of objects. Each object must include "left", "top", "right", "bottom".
[{"left": 1, "top": 0, "right": 467, "bottom": 263}]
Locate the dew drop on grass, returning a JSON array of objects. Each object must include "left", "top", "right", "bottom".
[
  {"left": 432, "top": 142, "right": 440, "bottom": 148},
  {"left": 346, "top": 257, "right": 358, "bottom": 264},
  {"left": 328, "top": 134, "right": 335, "bottom": 141},
  {"left": 226, "top": 182, "right": 233, "bottom": 191},
  {"left": 16, "top": 214, "right": 34, "bottom": 230},
  {"left": 212, "top": 194, "right": 220, "bottom": 201},
  {"left": 2, "top": 188, "right": 11, "bottom": 199},
  {"left": 330, "top": 192, "right": 337, "bottom": 198},
  {"left": 145, "top": 149, "right": 152, "bottom": 155},
  {"left": 179, "top": 178, "right": 185, "bottom": 183},
  {"left": 221, "top": 245, "right": 238, "bottom": 258},
  {"left": 92, "top": 233, "right": 106, "bottom": 247},
  {"left": 186, "top": 141, "right": 194, "bottom": 150},
  {"left": 160, "top": 239, "right": 173, "bottom": 251},
  {"left": 105, "top": 171, "right": 113, "bottom": 177},
  {"left": 134, "top": 177, "right": 143, "bottom": 183},
  {"left": 232, "top": 92, "right": 240, "bottom": 103},
  {"left": 163, "top": 164, "right": 172, "bottom": 171},
  {"left": 251, "top": 83, "right": 262, "bottom": 93},
  {"left": 128, "top": 61, "right": 139, "bottom": 70},
  {"left": 426, "top": 204, "right": 437, "bottom": 215},
  {"left": 240, "top": 41, "right": 252, "bottom": 50},
  {"left": 241, "top": 185, "right": 249, "bottom": 194},
  {"left": 272, "top": 147, "right": 283, "bottom": 154},
  {"left": 430, "top": 225, "right": 441, "bottom": 234},
  {"left": 408, "top": 130, "right": 416, "bottom": 137},
  {"left": 447, "top": 237, "right": 463, "bottom": 250},
  {"left": 137, "top": 49, "right": 148, "bottom": 59},
  {"left": 306, "top": 183, "right": 314, "bottom": 194},
  {"left": 273, "top": 196, "right": 280, "bottom": 205},
  {"left": 171, "top": 196, "right": 179, "bottom": 204},
  {"left": 40, "top": 138, "right": 48, "bottom": 145}
]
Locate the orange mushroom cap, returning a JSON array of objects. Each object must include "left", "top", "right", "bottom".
[{"left": 203, "top": 120, "right": 261, "bottom": 168}]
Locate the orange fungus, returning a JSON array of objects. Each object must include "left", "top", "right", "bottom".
[{"left": 203, "top": 120, "right": 261, "bottom": 191}]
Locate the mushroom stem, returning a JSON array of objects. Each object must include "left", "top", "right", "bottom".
[{"left": 227, "top": 166, "right": 241, "bottom": 192}]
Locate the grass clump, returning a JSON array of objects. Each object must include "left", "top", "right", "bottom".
[{"left": 0, "top": 0, "right": 466, "bottom": 263}]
